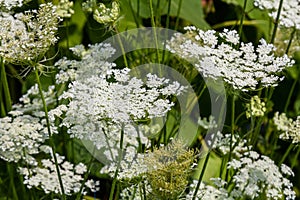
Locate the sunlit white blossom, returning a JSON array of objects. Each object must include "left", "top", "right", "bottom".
[
  {"left": 254, "top": 0, "right": 300, "bottom": 30},
  {"left": 54, "top": 43, "right": 186, "bottom": 161},
  {"left": 0, "top": 0, "right": 31, "bottom": 11},
  {"left": 0, "top": 3, "right": 60, "bottom": 64},
  {"left": 19, "top": 149, "right": 98, "bottom": 195},
  {"left": 167, "top": 27, "right": 294, "bottom": 91},
  {"left": 82, "top": 0, "right": 120, "bottom": 24},
  {"left": 0, "top": 111, "right": 48, "bottom": 164},
  {"left": 228, "top": 151, "right": 296, "bottom": 199},
  {"left": 273, "top": 112, "right": 300, "bottom": 143},
  {"left": 56, "top": 0, "right": 74, "bottom": 18}
]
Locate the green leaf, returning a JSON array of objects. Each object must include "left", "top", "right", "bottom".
[
  {"left": 120, "top": 0, "right": 210, "bottom": 29},
  {"left": 59, "top": 1, "right": 87, "bottom": 48},
  {"left": 221, "top": 0, "right": 271, "bottom": 39},
  {"left": 193, "top": 152, "right": 223, "bottom": 182}
]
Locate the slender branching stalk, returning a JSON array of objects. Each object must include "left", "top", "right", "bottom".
[
  {"left": 174, "top": 0, "right": 183, "bottom": 31},
  {"left": 7, "top": 163, "right": 19, "bottom": 200},
  {"left": 270, "top": 0, "right": 284, "bottom": 44},
  {"left": 109, "top": 126, "right": 125, "bottom": 200},
  {"left": 34, "top": 66, "right": 66, "bottom": 200},
  {"left": 238, "top": 0, "right": 248, "bottom": 46},
  {"left": 149, "top": 0, "right": 161, "bottom": 64},
  {"left": 114, "top": 27, "right": 129, "bottom": 68},
  {"left": 0, "top": 57, "right": 12, "bottom": 114},
  {"left": 279, "top": 143, "right": 294, "bottom": 165},
  {"left": 284, "top": 28, "right": 297, "bottom": 113},
  {"left": 225, "top": 94, "right": 236, "bottom": 182},
  {"left": 192, "top": 152, "right": 210, "bottom": 200},
  {"left": 76, "top": 148, "right": 95, "bottom": 200}
]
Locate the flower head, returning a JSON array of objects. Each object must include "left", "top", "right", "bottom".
[
  {"left": 0, "top": 111, "right": 48, "bottom": 164},
  {"left": 0, "top": 3, "right": 60, "bottom": 64},
  {"left": 0, "top": 0, "right": 31, "bottom": 11},
  {"left": 254, "top": 0, "right": 300, "bottom": 30},
  {"left": 273, "top": 112, "right": 300, "bottom": 143},
  {"left": 246, "top": 95, "right": 266, "bottom": 118},
  {"left": 167, "top": 27, "right": 294, "bottom": 91},
  {"left": 19, "top": 147, "right": 99, "bottom": 195}
]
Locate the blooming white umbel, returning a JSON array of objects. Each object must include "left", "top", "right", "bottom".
[
  {"left": 273, "top": 112, "right": 300, "bottom": 143},
  {"left": 254, "top": 0, "right": 300, "bottom": 30},
  {"left": 0, "top": 3, "right": 60, "bottom": 64},
  {"left": 0, "top": 0, "right": 31, "bottom": 11},
  {"left": 55, "top": 43, "right": 186, "bottom": 162},
  {"left": 167, "top": 26, "right": 294, "bottom": 91},
  {"left": 0, "top": 111, "right": 48, "bottom": 164},
  {"left": 19, "top": 146, "right": 99, "bottom": 195},
  {"left": 188, "top": 151, "right": 296, "bottom": 200}
]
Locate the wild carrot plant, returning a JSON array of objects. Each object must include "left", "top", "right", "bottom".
[{"left": 0, "top": 0, "right": 300, "bottom": 199}]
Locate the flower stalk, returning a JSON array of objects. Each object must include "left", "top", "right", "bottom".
[
  {"left": 34, "top": 66, "right": 66, "bottom": 200},
  {"left": 270, "top": 0, "right": 284, "bottom": 44},
  {"left": 0, "top": 57, "right": 12, "bottom": 115}
]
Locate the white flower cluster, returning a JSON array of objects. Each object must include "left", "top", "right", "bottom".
[
  {"left": 167, "top": 26, "right": 294, "bottom": 91},
  {"left": 56, "top": 0, "right": 74, "bottom": 18},
  {"left": 13, "top": 84, "right": 56, "bottom": 116},
  {"left": 227, "top": 150, "right": 296, "bottom": 199},
  {"left": 273, "top": 112, "right": 300, "bottom": 143},
  {"left": 55, "top": 43, "right": 186, "bottom": 159},
  {"left": 82, "top": 0, "right": 120, "bottom": 24},
  {"left": 0, "top": 3, "right": 60, "bottom": 64},
  {"left": 100, "top": 147, "right": 148, "bottom": 180},
  {"left": 246, "top": 95, "right": 266, "bottom": 118},
  {"left": 254, "top": 0, "right": 300, "bottom": 30},
  {"left": 186, "top": 179, "right": 232, "bottom": 200},
  {"left": 0, "top": 111, "right": 48, "bottom": 164},
  {"left": 0, "top": 0, "right": 31, "bottom": 11},
  {"left": 55, "top": 43, "right": 116, "bottom": 84},
  {"left": 210, "top": 131, "right": 249, "bottom": 157},
  {"left": 120, "top": 180, "right": 152, "bottom": 200},
  {"left": 198, "top": 115, "right": 217, "bottom": 130},
  {"left": 19, "top": 146, "right": 99, "bottom": 195},
  {"left": 188, "top": 151, "right": 295, "bottom": 200}
]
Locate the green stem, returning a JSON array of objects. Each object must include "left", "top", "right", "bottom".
[
  {"left": 7, "top": 163, "right": 18, "bottom": 200},
  {"left": 149, "top": 0, "right": 161, "bottom": 64},
  {"left": 142, "top": 181, "right": 147, "bottom": 200},
  {"left": 34, "top": 67, "right": 66, "bottom": 200},
  {"left": 127, "top": 0, "right": 140, "bottom": 28},
  {"left": 238, "top": 0, "right": 248, "bottom": 44},
  {"left": 1, "top": 57, "right": 12, "bottom": 113},
  {"left": 192, "top": 152, "right": 210, "bottom": 200},
  {"left": 161, "top": 0, "right": 172, "bottom": 64},
  {"left": 166, "top": 0, "right": 171, "bottom": 29},
  {"left": 279, "top": 143, "right": 294, "bottom": 165},
  {"left": 270, "top": 0, "right": 284, "bottom": 44},
  {"left": 155, "top": 0, "right": 161, "bottom": 26},
  {"left": 109, "top": 127, "right": 125, "bottom": 200},
  {"left": 65, "top": 20, "right": 70, "bottom": 56},
  {"left": 115, "top": 28, "right": 129, "bottom": 68},
  {"left": 291, "top": 146, "right": 300, "bottom": 169},
  {"left": 137, "top": 0, "right": 140, "bottom": 19},
  {"left": 174, "top": 0, "right": 183, "bottom": 31},
  {"left": 212, "top": 19, "right": 266, "bottom": 30},
  {"left": 75, "top": 148, "right": 95, "bottom": 200},
  {"left": 0, "top": 94, "right": 5, "bottom": 117},
  {"left": 283, "top": 28, "right": 297, "bottom": 113},
  {"left": 284, "top": 79, "right": 297, "bottom": 113},
  {"left": 285, "top": 28, "right": 296, "bottom": 55},
  {"left": 251, "top": 117, "right": 264, "bottom": 146},
  {"left": 270, "top": 134, "right": 278, "bottom": 158},
  {"left": 225, "top": 94, "right": 236, "bottom": 181}
]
